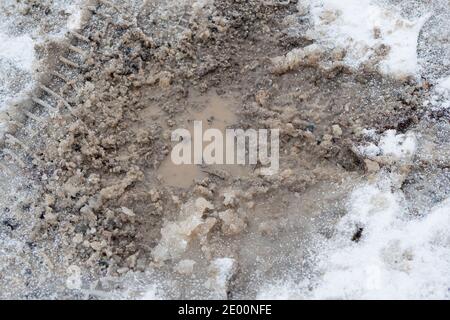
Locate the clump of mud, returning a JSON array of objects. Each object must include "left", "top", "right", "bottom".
[{"left": 1, "top": 0, "right": 431, "bottom": 298}]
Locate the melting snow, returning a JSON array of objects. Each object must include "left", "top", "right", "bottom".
[
  {"left": 305, "top": 0, "right": 429, "bottom": 78},
  {"left": 0, "top": 33, "right": 35, "bottom": 71},
  {"left": 65, "top": 2, "right": 83, "bottom": 31},
  {"left": 258, "top": 179, "right": 450, "bottom": 299},
  {"left": 358, "top": 130, "right": 417, "bottom": 160}
]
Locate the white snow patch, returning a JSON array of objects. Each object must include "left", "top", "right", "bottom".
[
  {"left": 427, "top": 75, "right": 450, "bottom": 111},
  {"left": 0, "top": 32, "right": 35, "bottom": 109},
  {"left": 305, "top": 0, "right": 429, "bottom": 78},
  {"left": 362, "top": 128, "right": 377, "bottom": 138},
  {"left": 0, "top": 33, "right": 35, "bottom": 71},
  {"left": 378, "top": 130, "right": 417, "bottom": 159},
  {"left": 436, "top": 76, "right": 450, "bottom": 95},
  {"left": 0, "top": 0, "right": 90, "bottom": 111},
  {"left": 358, "top": 130, "right": 417, "bottom": 160},
  {"left": 358, "top": 142, "right": 381, "bottom": 158},
  {"left": 66, "top": 4, "right": 83, "bottom": 30},
  {"left": 257, "top": 179, "right": 450, "bottom": 299},
  {"left": 140, "top": 285, "right": 163, "bottom": 300},
  {"left": 309, "top": 182, "right": 450, "bottom": 299}
]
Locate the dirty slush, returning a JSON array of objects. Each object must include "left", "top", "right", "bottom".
[{"left": 0, "top": 0, "right": 448, "bottom": 299}]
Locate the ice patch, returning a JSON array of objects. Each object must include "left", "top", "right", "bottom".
[
  {"left": 305, "top": 0, "right": 429, "bottom": 78},
  {"left": 151, "top": 198, "right": 216, "bottom": 263}
]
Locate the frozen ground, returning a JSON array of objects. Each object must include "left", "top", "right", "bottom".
[{"left": 0, "top": 0, "right": 449, "bottom": 299}]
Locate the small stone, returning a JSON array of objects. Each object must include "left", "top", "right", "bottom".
[
  {"left": 44, "top": 212, "right": 57, "bottom": 224},
  {"left": 90, "top": 241, "right": 105, "bottom": 252},
  {"left": 280, "top": 169, "right": 293, "bottom": 180},
  {"left": 73, "top": 233, "right": 83, "bottom": 244},
  {"left": 121, "top": 207, "right": 135, "bottom": 217},
  {"left": 195, "top": 197, "right": 214, "bottom": 214},
  {"left": 117, "top": 267, "right": 129, "bottom": 274},
  {"left": 320, "top": 134, "right": 333, "bottom": 148},
  {"left": 218, "top": 209, "right": 246, "bottom": 236},
  {"left": 332, "top": 124, "right": 343, "bottom": 137},
  {"left": 364, "top": 159, "right": 380, "bottom": 173},
  {"left": 301, "top": 130, "right": 316, "bottom": 142},
  {"left": 158, "top": 71, "right": 173, "bottom": 87},
  {"left": 198, "top": 29, "right": 211, "bottom": 41},
  {"left": 126, "top": 252, "right": 139, "bottom": 269},
  {"left": 255, "top": 90, "right": 269, "bottom": 106},
  {"left": 223, "top": 190, "right": 237, "bottom": 207},
  {"left": 44, "top": 194, "right": 55, "bottom": 207},
  {"left": 194, "top": 185, "right": 213, "bottom": 198},
  {"left": 306, "top": 123, "right": 316, "bottom": 132},
  {"left": 285, "top": 123, "right": 298, "bottom": 137},
  {"left": 149, "top": 188, "right": 160, "bottom": 202},
  {"left": 373, "top": 27, "right": 381, "bottom": 39}
]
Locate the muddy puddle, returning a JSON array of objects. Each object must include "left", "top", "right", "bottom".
[{"left": 157, "top": 90, "right": 251, "bottom": 188}]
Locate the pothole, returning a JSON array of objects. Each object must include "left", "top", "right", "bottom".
[{"left": 1, "top": 0, "right": 443, "bottom": 299}]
